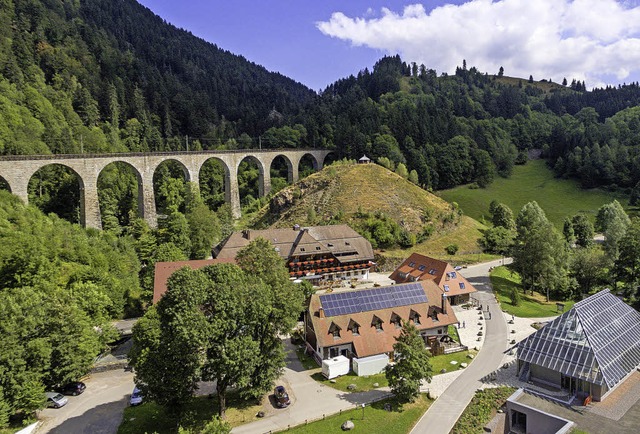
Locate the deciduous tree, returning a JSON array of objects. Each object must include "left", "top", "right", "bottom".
[{"left": 385, "top": 322, "right": 432, "bottom": 403}]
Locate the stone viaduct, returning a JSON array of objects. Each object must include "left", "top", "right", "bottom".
[{"left": 0, "top": 149, "right": 333, "bottom": 229}]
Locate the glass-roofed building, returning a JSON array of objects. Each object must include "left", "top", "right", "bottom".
[{"left": 515, "top": 290, "right": 640, "bottom": 402}]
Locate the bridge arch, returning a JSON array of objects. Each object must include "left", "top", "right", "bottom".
[
  {"left": 269, "top": 154, "right": 294, "bottom": 193},
  {"left": 0, "top": 175, "right": 11, "bottom": 193},
  {"left": 152, "top": 159, "right": 191, "bottom": 215},
  {"left": 28, "top": 163, "right": 85, "bottom": 225},
  {"left": 236, "top": 155, "right": 265, "bottom": 209},
  {"left": 97, "top": 161, "right": 143, "bottom": 230},
  {"left": 198, "top": 156, "right": 230, "bottom": 212}
]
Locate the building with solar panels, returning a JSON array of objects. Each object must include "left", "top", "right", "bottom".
[
  {"left": 305, "top": 280, "right": 460, "bottom": 374},
  {"left": 515, "top": 290, "right": 640, "bottom": 402}
]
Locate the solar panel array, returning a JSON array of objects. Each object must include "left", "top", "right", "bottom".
[
  {"left": 320, "top": 283, "right": 428, "bottom": 317},
  {"left": 516, "top": 290, "right": 640, "bottom": 388}
]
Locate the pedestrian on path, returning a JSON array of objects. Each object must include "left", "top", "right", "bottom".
[{"left": 462, "top": 320, "right": 466, "bottom": 328}]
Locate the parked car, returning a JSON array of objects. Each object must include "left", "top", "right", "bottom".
[
  {"left": 45, "top": 392, "right": 68, "bottom": 409},
  {"left": 273, "top": 385, "right": 290, "bottom": 408},
  {"left": 59, "top": 381, "right": 86, "bottom": 396},
  {"left": 130, "top": 386, "right": 143, "bottom": 406}
]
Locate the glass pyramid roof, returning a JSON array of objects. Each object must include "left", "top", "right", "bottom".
[{"left": 516, "top": 290, "right": 640, "bottom": 388}]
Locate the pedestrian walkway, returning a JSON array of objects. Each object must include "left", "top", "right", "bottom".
[{"left": 410, "top": 260, "right": 508, "bottom": 434}]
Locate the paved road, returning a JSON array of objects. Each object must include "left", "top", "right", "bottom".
[
  {"left": 232, "top": 339, "right": 390, "bottom": 434},
  {"left": 36, "top": 369, "right": 135, "bottom": 434},
  {"left": 410, "top": 258, "right": 510, "bottom": 434}
]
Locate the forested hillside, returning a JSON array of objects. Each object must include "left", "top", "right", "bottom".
[
  {"left": 301, "top": 55, "right": 640, "bottom": 195},
  {"left": 0, "top": 191, "right": 141, "bottom": 426},
  {"left": 0, "top": 0, "right": 314, "bottom": 156}
]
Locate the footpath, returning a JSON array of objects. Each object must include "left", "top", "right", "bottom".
[{"left": 410, "top": 259, "right": 509, "bottom": 434}]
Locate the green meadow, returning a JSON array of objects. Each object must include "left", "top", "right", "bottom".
[{"left": 437, "top": 160, "right": 629, "bottom": 228}]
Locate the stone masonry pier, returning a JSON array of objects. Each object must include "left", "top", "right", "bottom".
[{"left": 0, "top": 149, "right": 333, "bottom": 229}]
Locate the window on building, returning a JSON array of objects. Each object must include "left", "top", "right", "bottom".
[
  {"left": 444, "top": 285, "right": 450, "bottom": 292},
  {"left": 409, "top": 261, "right": 416, "bottom": 267},
  {"left": 429, "top": 269, "right": 437, "bottom": 275},
  {"left": 418, "top": 265, "right": 426, "bottom": 271},
  {"left": 372, "top": 316, "right": 383, "bottom": 332},
  {"left": 329, "top": 322, "right": 341, "bottom": 339},
  {"left": 410, "top": 310, "right": 421, "bottom": 325},
  {"left": 459, "top": 282, "right": 465, "bottom": 289},
  {"left": 348, "top": 319, "right": 360, "bottom": 336},
  {"left": 300, "top": 247, "right": 305, "bottom": 252},
  {"left": 390, "top": 313, "right": 402, "bottom": 328}
]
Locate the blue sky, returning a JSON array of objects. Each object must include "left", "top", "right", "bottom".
[{"left": 138, "top": 0, "right": 640, "bottom": 91}]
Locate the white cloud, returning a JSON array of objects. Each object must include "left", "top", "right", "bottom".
[{"left": 317, "top": 0, "right": 640, "bottom": 88}]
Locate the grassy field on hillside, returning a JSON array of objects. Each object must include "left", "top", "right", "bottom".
[
  {"left": 251, "top": 162, "right": 493, "bottom": 264},
  {"left": 490, "top": 266, "right": 575, "bottom": 317},
  {"left": 437, "top": 160, "right": 629, "bottom": 228}
]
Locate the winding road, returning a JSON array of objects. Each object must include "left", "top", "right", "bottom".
[{"left": 410, "top": 258, "right": 511, "bottom": 434}]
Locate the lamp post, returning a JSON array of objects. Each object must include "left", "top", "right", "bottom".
[{"left": 361, "top": 403, "right": 365, "bottom": 420}]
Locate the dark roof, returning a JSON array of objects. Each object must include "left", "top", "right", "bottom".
[
  {"left": 319, "top": 283, "right": 428, "bottom": 317},
  {"left": 213, "top": 225, "right": 374, "bottom": 264},
  {"left": 516, "top": 290, "right": 640, "bottom": 388}
]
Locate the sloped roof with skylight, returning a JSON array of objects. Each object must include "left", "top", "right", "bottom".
[{"left": 516, "top": 290, "right": 640, "bottom": 388}]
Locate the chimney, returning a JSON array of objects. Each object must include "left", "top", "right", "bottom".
[
  {"left": 442, "top": 293, "right": 447, "bottom": 314},
  {"left": 242, "top": 229, "right": 250, "bottom": 240},
  {"left": 293, "top": 224, "right": 300, "bottom": 231},
  {"left": 319, "top": 307, "right": 325, "bottom": 318}
]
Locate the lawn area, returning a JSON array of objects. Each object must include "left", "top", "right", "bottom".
[
  {"left": 429, "top": 350, "right": 477, "bottom": 375},
  {"left": 118, "top": 392, "right": 261, "bottom": 434},
  {"left": 295, "top": 347, "right": 320, "bottom": 371},
  {"left": 279, "top": 394, "right": 431, "bottom": 434},
  {"left": 491, "top": 266, "right": 575, "bottom": 318},
  {"left": 311, "top": 371, "right": 388, "bottom": 393},
  {"left": 438, "top": 160, "right": 629, "bottom": 228},
  {"left": 307, "top": 349, "right": 477, "bottom": 393},
  {"left": 451, "top": 387, "right": 517, "bottom": 434}
]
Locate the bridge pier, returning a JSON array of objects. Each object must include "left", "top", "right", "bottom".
[
  {"left": 81, "top": 178, "right": 102, "bottom": 230},
  {"left": 139, "top": 172, "right": 157, "bottom": 229},
  {"left": 225, "top": 169, "right": 241, "bottom": 219}
]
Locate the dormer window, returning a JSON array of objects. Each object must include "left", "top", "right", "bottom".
[
  {"left": 418, "top": 265, "right": 426, "bottom": 271},
  {"left": 348, "top": 319, "right": 360, "bottom": 336},
  {"left": 431, "top": 309, "right": 439, "bottom": 322},
  {"left": 316, "top": 246, "right": 321, "bottom": 250},
  {"left": 410, "top": 310, "right": 421, "bottom": 325},
  {"left": 443, "top": 285, "right": 450, "bottom": 292},
  {"left": 345, "top": 241, "right": 350, "bottom": 246},
  {"left": 459, "top": 282, "right": 465, "bottom": 289},
  {"left": 328, "top": 322, "right": 341, "bottom": 339},
  {"left": 429, "top": 269, "right": 436, "bottom": 275},
  {"left": 300, "top": 247, "right": 305, "bottom": 252},
  {"left": 372, "top": 315, "right": 383, "bottom": 332},
  {"left": 390, "top": 313, "right": 402, "bottom": 329},
  {"left": 409, "top": 261, "right": 416, "bottom": 267}
]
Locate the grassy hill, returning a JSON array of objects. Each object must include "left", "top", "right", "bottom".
[
  {"left": 437, "top": 159, "right": 629, "bottom": 228},
  {"left": 250, "top": 162, "right": 492, "bottom": 266}
]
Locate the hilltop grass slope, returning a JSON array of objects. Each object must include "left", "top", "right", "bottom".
[
  {"left": 251, "top": 162, "right": 489, "bottom": 264},
  {"left": 437, "top": 160, "right": 629, "bottom": 228}
]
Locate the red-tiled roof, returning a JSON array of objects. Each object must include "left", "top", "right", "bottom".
[
  {"left": 389, "top": 253, "right": 477, "bottom": 298},
  {"left": 152, "top": 258, "right": 235, "bottom": 303},
  {"left": 308, "top": 280, "right": 458, "bottom": 359}
]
